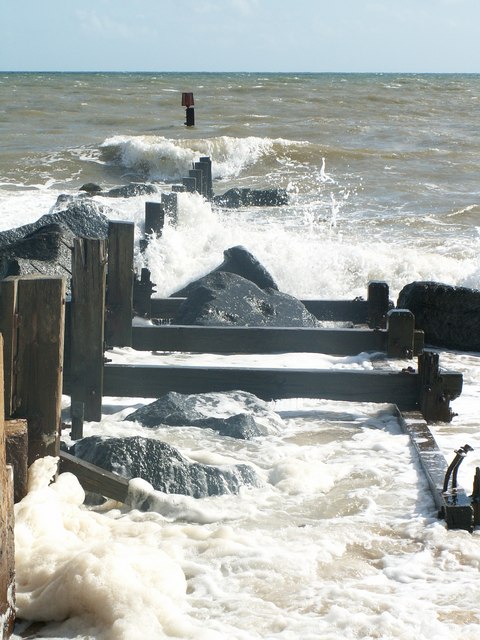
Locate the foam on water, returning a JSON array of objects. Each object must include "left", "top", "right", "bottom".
[
  {"left": 137, "top": 192, "right": 478, "bottom": 300},
  {"left": 12, "top": 385, "right": 480, "bottom": 639},
  {"left": 99, "top": 134, "right": 297, "bottom": 183}
]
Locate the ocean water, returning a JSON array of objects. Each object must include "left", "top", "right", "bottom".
[{"left": 2, "top": 72, "right": 480, "bottom": 639}]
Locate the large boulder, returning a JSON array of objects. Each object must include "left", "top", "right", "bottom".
[
  {"left": 0, "top": 200, "right": 111, "bottom": 285},
  {"left": 124, "top": 390, "right": 283, "bottom": 439},
  {"left": 397, "top": 281, "right": 480, "bottom": 351},
  {"left": 173, "top": 271, "right": 321, "bottom": 327},
  {"left": 104, "top": 184, "right": 157, "bottom": 198},
  {"left": 69, "top": 435, "right": 262, "bottom": 498},
  {"left": 0, "top": 200, "right": 110, "bottom": 250},
  {"left": 173, "top": 245, "right": 278, "bottom": 295},
  {"left": 213, "top": 188, "right": 288, "bottom": 208}
]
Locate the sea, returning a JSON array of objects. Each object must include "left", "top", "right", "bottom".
[{"left": 2, "top": 72, "right": 480, "bottom": 640}]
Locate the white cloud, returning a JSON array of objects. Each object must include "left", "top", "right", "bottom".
[
  {"left": 76, "top": 9, "right": 135, "bottom": 39},
  {"left": 230, "top": 0, "right": 259, "bottom": 15}
]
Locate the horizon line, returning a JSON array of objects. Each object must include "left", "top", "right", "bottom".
[{"left": 1, "top": 69, "right": 479, "bottom": 75}]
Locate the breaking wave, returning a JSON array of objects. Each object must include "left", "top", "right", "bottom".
[{"left": 99, "top": 135, "right": 311, "bottom": 182}]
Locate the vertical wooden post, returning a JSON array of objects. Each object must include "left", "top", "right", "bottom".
[
  {"left": 472, "top": 467, "right": 480, "bottom": 527},
  {"left": 105, "top": 222, "right": 134, "bottom": 348},
  {"left": 70, "top": 238, "right": 106, "bottom": 422},
  {"left": 145, "top": 202, "right": 165, "bottom": 238},
  {"left": 185, "top": 106, "right": 195, "bottom": 127},
  {"left": 0, "top": 279, "right": 18, "bottom": 417},
  {"left": 161, "top": 193, "right": 178, "bottom": 222},
  {"left": 199, "top": 156, "right": 213, "bottom": 199},
  {"left": 194, "top": 162, "right": 208, "bottom": 198},
  {"left": 0, "top": 333, "right": 16, "bottom": 638},
  {"left": 418, "top": 350, "right": 460, "bottom": 423},
  {"left": 5, "top": 419, "right": 28, "bottom": 503},
  {"left": 11, "top": 277, "right": 65, "bottom": 465},
  {"left": 386, "top": 309, "right": 415, "bottom": 358},
  {"left": 71, "top": 401, "right": 84, "bottom": 440},
  {"left": 182, "top": 177, "right": 196, "bottom": 193},
  {"left": 133, "top": 268, "right": 156, "bottom": 318},
  {"left": 368, "top": 280, "right": 389, "bottom": 329},
  {"left": 189, "top": 169, "right": 203, "bottom": 195}
]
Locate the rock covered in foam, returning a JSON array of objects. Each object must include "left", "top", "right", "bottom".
[
  {"left": 0, "top": 200, "right": 111, "bottom": 286},
  {"left": 70, "top": 435, "right": 262, "bottom": 498},
  {"left": 124, "top": 390, "right": 283, "bottom": 439},
  {"left": 173, "top": 271, "right": 321, "bottom": 327}
]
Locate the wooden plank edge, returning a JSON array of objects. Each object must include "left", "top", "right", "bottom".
[
  {"left": 396, "top": 408, "right": 474, "bottom": 531},
  {"left": 58, "top": 450, "right": 129, "bottom": 504}
]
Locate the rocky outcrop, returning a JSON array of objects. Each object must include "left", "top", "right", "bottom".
[
  {"left": 69, "top": 435, "right": 262, "bottom": 498},
  {"left": 104, "top": 184, "right": 157, "bottom": 198},
  {"left": 397, "top": 281, "right": 480, "bottom": 351},
  {"left": 0, "top": 200, "right": 111, "bottom": 285},
  {"left": 173, "top": 271, "right": 321, "bottom": 327},
  {"left": 213, "top": 188, "right": 288, "bottom": 208},
  {"left": 77, "top": 183, "right": 157, "bottom": 198},
  {"left": 124, "top": 390, "right": 283, "bottom": 438},
  {"left": 174, "top": 245, "right": 278, "bottom": 295}
]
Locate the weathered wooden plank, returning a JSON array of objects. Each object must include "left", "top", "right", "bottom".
[
  {"left": 397, "top": 410, "right": 474, "bottom": 531},
  {"left": 103, "top": 364, "right": 422, "bottom": 407},
  {"left": 0, "top": 334, "right": 16, "bottom": 638},
  {"left": 13, "top": 276, "right": 65, "bottom": 465},
  {"left": 5, "top": 419, "right": 28, "bottom": 504},
  {"left": 387, "top": 309, "right": 415, "bottom": 358},
  {"left": 59, "top": 451, "right": 129, "bottom": 503},
  {"left": 150, "top": 297, "right": 373, "bottom": 323},
  {"left": 131, "top": 320, "right": 423, "bottom": 357},
  {"left": 418, "top": 350, "right": 462, "bottom": 422},
  {"left": 0, "top": 279, "right": 18, "bottom": 417},
  {"left": 132, "top": 324, "right": 388, "bottom": 355},
  {"left": 70, "top": 238, "right": 106, "bottom": 422},
  {"left": 368, "top": 280, "right": 390, "bottom": 328},
  {"left": 105, "top": 222, "right": 134, "bottom": 348},
  {"left": 145, "top": 202, "right": 165, "bottom": 237}
]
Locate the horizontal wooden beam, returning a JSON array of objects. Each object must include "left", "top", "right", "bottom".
[
  {"left": 59, "top": 450, "right": 129, "bottom": 503},
  {"left": 150, "top": 297, "right": 372, "bottom": 323},
  {"left": 103, "top": 364, "right": 423, "bottom": 407},
  {"left": 131, "top": 323, "right": 424, "bottom": 357},
  {"left": 132, "top": 324, "right": 387, "bottom": 355},
  {"left": 397, "top": 410, "right": 474, "bottom": 531}
]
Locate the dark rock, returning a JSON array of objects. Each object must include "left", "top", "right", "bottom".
[
  {"left": 213, "top": 188, "right": 288, "bottom": 208},
  {"left": 5, "top": 223, "right": 71, "bottom": 261},
  {"left": 105, "top": 184, "right": 157, "bottom": 198},
  {"left": 69, "top": 435, "right": 262, "bottom": 498},
  {"left": 0, "top": 200, "right": 111, "bottom": 287},
  {"left": 0, "top": 200, "right": 110, "bottom": 251},
  {"left": 173, "top": 271, "right": 321, "bottom": 327},
  {"left": 397, "top": 281, "right": 480, "bottom": 351},
  {"left": 80, "top": 183, "right": 103, "bottom": 194},
  {"left": 124, "top": 390, "right": 282, "bottom": 438},
  {"left": 173, "top": 245, "right": 278, "bottom": 295}
]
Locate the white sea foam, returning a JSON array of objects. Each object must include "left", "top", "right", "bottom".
[{"left": 99, "top": 134, "right": 303, "bottom": 182}]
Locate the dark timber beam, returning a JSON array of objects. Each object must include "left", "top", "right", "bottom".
[
  {"left": 131, "top": 320, "right": 423, "bottom": 357},
  {"left": 397, "top": 409, "right": 474, "bottom": 531},
  {"left": 59, "top": 450, "right": 129, "bottom": 503}
]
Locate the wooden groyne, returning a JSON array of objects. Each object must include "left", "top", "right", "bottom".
[
  {"left": 1, "top": 337, "right": 16, "bottom": 639},
  {"left": 0, "top": 208, "right": 476, "bottom": 635}
]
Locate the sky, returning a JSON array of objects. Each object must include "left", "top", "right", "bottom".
[{"left": 1, "top": 0, "right": 479, "bottom": 73}]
